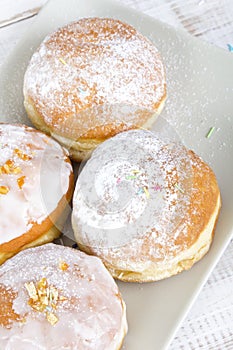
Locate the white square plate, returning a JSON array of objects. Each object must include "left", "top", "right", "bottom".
[{"left": 0, "top": 0, "right": 232, "bottom": 349}]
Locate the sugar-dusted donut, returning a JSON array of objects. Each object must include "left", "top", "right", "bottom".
[
  {"left": 0, "top": 124, "right": 73, "bottom": 264},
  {"left": 0, "top": 244, "right": 127, "bottom": 349},
  {"left": 23, "top": 17, "right": 166, "bottom": 161},
  {"left": 72, "top": 129, "right": 221, "bottom": 282}
]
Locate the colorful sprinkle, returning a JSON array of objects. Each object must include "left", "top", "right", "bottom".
[
  {"left": 152, "top": 184, "right": 162, "bottom": 191},
  {"left": 227, "top": 44, "right": 233, "bottom": 52},
  {"left": 0, "top": 185, "right": 9, "bottom": 195},
  {"left": 116, "top": 178, "right": 121, "bottom": 184},
  {"left": 131, "top": 170, "right": 140, "bottom": 174},
  {"left": 17, "top": 176, "right": 26, "bottom": 189},
  {"left": 78, "top": 87, "right": 86, "bottom": 94},
  {"left": 12, "top": 166, "right": 22, "bottom": 175},
  {"left": 125, "top": 175, "right": 137, "bottom": 180},
  {"left": 59, "top": 260, "right": 69, "bottom": 271},
  {"left": 206, "top": 126, "right": 215, "bottom": 139},
  {"left": 59, "top": 57, "right": 67, "bottom": 65},
  {"left": 137, "top": 188, "right": 144, "bottom": 195},
  {"left": 14, "top": 149, "right": 31, "bottom": 161},
  {"left": 143, "top": 187, "right": 150, "bottom": 198},
  {"left": 175, "top": 183, "right": 185, "bottom": 194}
]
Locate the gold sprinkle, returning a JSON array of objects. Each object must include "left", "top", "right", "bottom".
[
  {"left": 5, "top": 159, "right": 15, "bottom": 168},
  {"left": 49, "top": 286, "right": 58, "bottom": 302},
  {"left": 143, "top": 187, "right": 150, "bottom": 199},
  {"left": 0, "top": 160, "right": 22, "bottom": 175},
  {"left": 24, "top": 282, "right": 38, "bottom": 302},
  {"left": 12, "top": 166, "right": 22, "bottom": 175},
  {"left": 43, "top": 138, "right": 50, "bottom": 145},
  {"left": 40, "top": 295, "right": 49, "bottom": 306},
  {"left": 59, "top": 57, "right": 67, "bottom": 65},
  {"left": 38, "top": 277, "right": 47, "bottom": 288},
  {"left": 58, "top": 295, "right": 68, "bottom": 302},
  {"left": 20, "top": 317, "right": 27, "bottom": 324},
  {"left": 24, "top": 278, "right": 67, "bottom": 326},
  {"left": 46, "top": 312, "right": 58, "bottom": 326},
  {"left": 29, "top": 300, "right": 46, "bottom": 313},
  {"left": 14, "top": 148, "right": 31, "bottom": 161},
  {"left": 17, "top": 176, "right": 26, "bottom": 189},
  {"left": 0, "top": 185, "right": 9, "bottom": 195},
  {"left": 51, "top": 303, "right": 57, "bottom": 310},
  {"left": 2, "top": 164, "right": 10, "bottom": 174},
  {"left": 59, "top": 260, "right": 69, "bottom": 271}
]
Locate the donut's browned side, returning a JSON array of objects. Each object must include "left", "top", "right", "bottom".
[{"left": 0, "top": 172, "right": 74, "bottom": 265}]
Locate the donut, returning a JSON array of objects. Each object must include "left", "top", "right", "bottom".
[
  {"left": 0, "top": 124, "right": 73, "bottom": 265},
  {"left": 72, "top": 129, "right": 221, "bottom": 282},
  {"left": 0, "top": 243, "right": 127, "bottom": 349},
  {"left": 23, "top": 17, "right": 166, "bottom": 161}
]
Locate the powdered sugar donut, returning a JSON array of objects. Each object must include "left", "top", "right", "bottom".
[
  {"left": 0, "top": 244, "right": 127, "bottom": 349},
  {"left": 0, "top": 124, "right": 73, "bottom": 264},
  {"left": 23, "top": 17, "right": 166, "bottom": 161},
  {"left": 72, "top": 129, "right": 221, "bottom": 282}
]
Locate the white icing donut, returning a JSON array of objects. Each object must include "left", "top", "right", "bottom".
[
  {"left": 72, "top": 129, "right": 221, "bottom": 282},
  {"left": 0, "top": 124, "right": 73, "bottom": 264},
  {"left": 0, "top": 244, "right": 127, "bottom": 350}
]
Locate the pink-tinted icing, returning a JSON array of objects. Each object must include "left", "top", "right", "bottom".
[
  {"left": 0, "top": 244, "right": 127, "bottom": 350},
  {"left": 0, "top": 124, "right": 72, "bottom": 244}
]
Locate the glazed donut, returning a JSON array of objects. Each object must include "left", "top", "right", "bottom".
[
  {"left": 0, "top": 243, "right": 127, "bottom": 349},
  {"left": 72, "top": 129, "right": 221, "bottom": 282},
  {"left": 0, "top": 124, "right": 73, "bottom": 265},
  {"left": 23, "top": 17, "right": 166, "bottom": 161}
]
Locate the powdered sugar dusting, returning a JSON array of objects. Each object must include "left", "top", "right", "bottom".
[
  {"left": 0, "top": 244, "right": 126, "bottom": 350},
  {"left": 72, "top": 129, "right": 218, "bottom": 275},
  {"left": 72, "top": 129, "right": 193, "bottom": 253},
  {"left": 23, "top": 17, "right": 166, "bottom": 138}
]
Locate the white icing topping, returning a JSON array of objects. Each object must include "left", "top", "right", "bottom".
[
  {"left": 72, "top": 129, "right": 193, "bottom": 250},
  {"left": 0, "top": 124, "right": 72, "bottom": 244},
  {"left": 0, "top": 244, "right": 127, "bottom": 350},
  {"left": 23, "top": 18, "right": 166, "bottom": 137}
]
